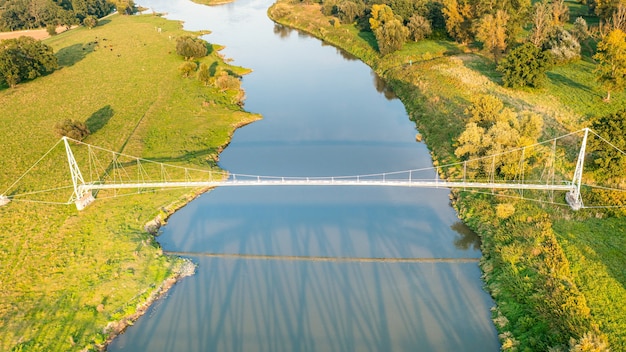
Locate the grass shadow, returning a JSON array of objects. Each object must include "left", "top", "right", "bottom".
[
  {"left": 56, "top": 42, "right": 96, "bottom": 67},
  {"left": 547, "top": 71, "right": 595, "bottom": 95},
  {"left": 358, "top": 30, "right": 378, "bottom": 51},
  {"left": 85, "top": 105, "right": 114, "bottom": 134},
  {"left": 97, "top": 19, "right": 112, "bottom": 26},
  {"left": 461, "top": 55, "right": 502, "bottom": 84}
]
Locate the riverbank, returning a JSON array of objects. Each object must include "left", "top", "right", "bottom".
[
  {"left": 267, "top": 1, "right": 623, "bottom": 350},
  {"left": 0, "top": 13, "right": 260, "bottom": 351}
]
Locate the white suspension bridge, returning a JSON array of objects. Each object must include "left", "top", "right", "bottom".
[{"left": 1, "top": 128, "right": 625, "bottom": 211}]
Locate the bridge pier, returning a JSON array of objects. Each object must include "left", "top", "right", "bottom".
[
  {"left": 0, "top": 195, "right": 10, "bottom": 207},
  {"left": 566, "top": 191, "right": 583, "bottom": 211},
  {"left": 75, "top": 192, "right": 95, "bottom": 211}
]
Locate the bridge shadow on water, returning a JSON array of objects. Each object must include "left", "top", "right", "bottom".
[{"left": 110, "top": 187, "right": 498, "bottom": 351}]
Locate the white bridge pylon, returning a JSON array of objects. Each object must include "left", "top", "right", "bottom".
[{"left": 1, "top": 129, "right": 597, "bottom": 211}]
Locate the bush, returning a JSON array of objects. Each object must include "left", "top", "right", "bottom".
[
  {"left": 46, "top": 24, "right": 57, "bottom": 36},
  {"left": 178, "top": 61, "right": 197, "bottom": 78},
  {"left": 175, "top": 36, "right": 208, "bottom": 61},
  {"left": 215, "top": 71, "right": 240, "bottom": 91},
  {"left": 497, "top": 43, "right": 554, "bottom": 88},
  {"left": 54, "top": 119, "right": 90, "bottom": 141},
  {"left": 83, "top": 16, "right": 98, "bottom": 29}
]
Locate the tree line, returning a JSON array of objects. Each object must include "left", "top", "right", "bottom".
[
  {"left": 301, "top": 0, "right": 626, "bottom": 101},
  {"left": 0, "top": 0, "right": 136, "bottom": 31}
]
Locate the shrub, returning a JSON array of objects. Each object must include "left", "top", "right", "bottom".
[
  {"left": 215, "top": 71, "right": 241, "bottom": 91},
  {"left": 54, "top": 119, "right": 90, "bottom": 141},
  {"left": 175, "top": 36, "right": 208, "bottom": 61},
  {"left": 83, "top": 16, "right": 98, "bottom": 29},
  {"left": 179, "top": 61, "right": 197, "bottom": 78},
  {"left": 497, "top": 43, "right": 554, "bottom": 88}
]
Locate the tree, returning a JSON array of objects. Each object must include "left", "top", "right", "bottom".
[
  {"left": 442, "top": 0, "right": 474, "bottom": 44},
  {"left": 0, "top": 36, "right": 58, "bottom": 88},
  {"left": 337, "top": 0, "right": 363, "bottom": 24},
  {"left": 369, "top": 4, "right": 408, "bottom": 55},
  {"left": 54, "top": 119, "right": 90, "bottom": 140},
  {"left": 589, "top": 109, "right": 626, "bottom": 180},
  {"left": 529, "top": 0, "right": 553, "bottom": 47},
  {"left": 497, "top": 42, "right": 553, "bottom": 88},
  {"left": 112, "top": 0, "right": 135, "bottom": 15},
  {"left": 83, "top": 15, "right": 97, "bottom": 29},
  {"left": 543, "top": 27, "right": 581, "bottom": 64},
  {"left": 593, "top": 29, "right": 626, "bottom": 101},
  {"left": 455, "top": 96, "right": 544, "bottom": 178},
  {"left": 551, "top": 0, "right": 569, "bottom": 26},
  {"left": 179, "top": 61, "right": 197, "bottom": 78},
  {"left": 197, "top": 62, "right": 211, "bottom": 86},
  {"left": 407, "top": 14, "right": 432, "bottom": 41},
  {"left": 176, "top": 36, "right": 209, "bottom": 61},
  {"left": 474, "top": 10, "right": 509, "bottom": 64}
]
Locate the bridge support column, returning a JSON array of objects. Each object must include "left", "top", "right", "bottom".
[
  {"left": 566, "top": 128, "right": 588, "bottom": 211},
  {"left": 63, "top": 137, "right": 93, "bottom": 210},
  {"left": 0, "top": 195, "right": 10, "bottom": 207}
]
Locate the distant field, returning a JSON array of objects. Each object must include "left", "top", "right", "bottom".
[{"left": 0, "top": 13, "right": 259, "bottom": 351}]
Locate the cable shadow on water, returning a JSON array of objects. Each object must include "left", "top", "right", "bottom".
[{"left": 109, "top": 187, "right": 499, "bottom": 352}]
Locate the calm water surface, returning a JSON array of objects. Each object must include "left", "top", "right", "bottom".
[{"left": 109, "top": 0, "right": 500, "bottom": 350}]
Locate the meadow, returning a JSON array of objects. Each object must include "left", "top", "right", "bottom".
[
  {"left": 268, "top": 1, "right": 626, "bottom": 350},
  {"left": 0, "top": 13, "right": 259, "bottom": 351}
]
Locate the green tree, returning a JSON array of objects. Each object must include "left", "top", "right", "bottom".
[
  {"left": 442, "top": 0, "right": 474, "bottom": 44},
  {"left": 176, "top": 36, "right": 209, "bottom": 61},
  {"left": 178, "top": 61, "right": 197, "bottom": 78},
  {"left": 369, "top": 4, "right": 408, "bottom": 55},
  {"left": 337, "top": 0, "right": 364, "bottom": 24},
  {"left": 497, "top": 42, "right": 553, "bottom": 88},
  {"left": 83, "top": 15, "right": 97, "bottom": 28},
  {"left": 112, "top": 0, "right": 135, "bottom": 15},
  {"left": 474, "top": 10, "right": 508, "bottom": 64},
  {"left": 593, "top": 29, "right": 626, "bottom": 101},
  {"left": 0, "top": 36, "right": 58, "bottom": 88},
  {"left": 589, "top": 109, "right": 626, "bottom": 180},
  {"left": 407, "top": 14, "right": 432, "bottom": 41},
  {"left": 455, "top": 95, "right": 544, "bottom": 178},
  {"left": 197, "top": 62, "right": 211, "bottom": 86}
]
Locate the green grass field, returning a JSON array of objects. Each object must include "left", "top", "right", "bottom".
[
  {"left": 0, "top": 13, "right": 259, "bottom": 351},
  {"left": 269, "top": 1, "right": 626, "bottom": 349}
]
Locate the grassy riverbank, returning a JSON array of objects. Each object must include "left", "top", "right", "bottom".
[
  {"left": 268, "top": 1, "right": 626, "bottom": 350},
  {"left": 0, "top": 13, "right": 259, "bottom": 351}
]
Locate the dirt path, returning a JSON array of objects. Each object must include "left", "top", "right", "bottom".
[{"left": 0, "top": 26, "right": 75, "bottom": 41}]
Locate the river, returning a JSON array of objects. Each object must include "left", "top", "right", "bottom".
[{"left": 108, "top": 0, "right": 500, "bottom": 350}]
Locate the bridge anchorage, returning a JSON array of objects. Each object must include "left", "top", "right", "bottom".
[{"left": 2, "top": 128, "right": 623, "bottom": 211}]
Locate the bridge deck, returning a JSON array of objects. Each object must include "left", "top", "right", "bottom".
[{"left": 81, "top": 179, "right": 573, "bottom": 191}]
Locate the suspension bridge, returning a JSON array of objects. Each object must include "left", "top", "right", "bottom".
[{"left": 1, "top": 128, "right": 625, "bottom": 211}]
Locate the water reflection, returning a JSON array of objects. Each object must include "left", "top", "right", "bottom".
[
  {"left": 372, "top": 71, "right": 397, "bottom": 100},
  {"left": 273, "top": 23, "right": 292, "bottom": 39},
  {"left": 451, "top": 221, "right": 482, "bottom": 251},
  {"left": 111, "top": 258, "right": 496, "bottom": 352}
]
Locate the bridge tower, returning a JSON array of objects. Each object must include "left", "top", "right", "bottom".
[
  {"left": 63, "top": 137, "right": 94, "bottom": 210},
  {"left": 566, "top": 128, "right": 589, "bottom": 211}
]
